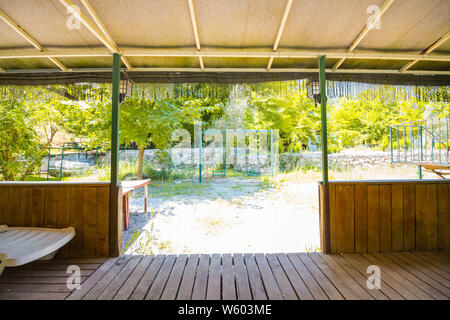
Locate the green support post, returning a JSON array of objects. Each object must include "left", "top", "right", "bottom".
[
  {"left": 418, "top": 165, "right": 423, "bottom": 180},
  {"left": 46, "top": 148, "right": 51, "bottom": 180},
  {"left": 59, "top": 148, "right": 64, "bottom": 181},
  {"left": 318, "top": 55, "right": 330, "bottom": 254},
  {"left": 109, "top": 52, "right": 121, "bottom": 257},
  {"left": 111, "top": 53, "right": 121, "bottom": 187}
]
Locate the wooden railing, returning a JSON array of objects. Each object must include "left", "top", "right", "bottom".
[
  {"left": 0, "top": 182, "right": 122, "bottom": 258},
  {"left": 319, "top": 180, "right": 449, "bottom": 254}
]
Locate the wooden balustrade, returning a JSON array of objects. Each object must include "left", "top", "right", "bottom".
[
  {"left": 0, "top": 182, "right": 122, "bottom": 258},
  {"left": 319, "top": 180, "right": 450, "bottom": 254}
]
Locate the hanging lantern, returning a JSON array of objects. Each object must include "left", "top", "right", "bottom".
[
  {"left": 120, "top": 75, "right": 134, "bottom": 103},
  {"left": 306, "top": 77, "right": 320, "bottom": 103}
]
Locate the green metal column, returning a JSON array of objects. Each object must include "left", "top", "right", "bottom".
[
  {"left": 318, "top": 55, "right": 330, "bottom": 254},
  {"left": 109, "top": 52, "right": 122, "bottom": 257},
  {"left": 111, "top": 53, "right": 121, "bottom": 186}
]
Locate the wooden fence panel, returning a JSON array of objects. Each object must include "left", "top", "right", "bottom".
[
  {"left": 0, "top": 182, "right": 112, "bottom": 258},
  {"left": 319, "top": 180, "right": 449, "bottom": 254}
]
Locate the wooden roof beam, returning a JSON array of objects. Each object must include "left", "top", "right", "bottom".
[
  {"left": 79, "top": 0, "right": 132, "bottom": 70},
  {"left": 0, "top": 9, "right": 68, "bottom": 71},
  {"left": 332, "top": 0, "right": 395, "bottom": 71},
  {"left": 400, "top": 31, "right": 450, "bottom": 72},
  {"left": 267, "top": 0, "right": 293, "bottom": 71},
  {"left": 187, "top": 0, "right": 204, "bottom": 71}
]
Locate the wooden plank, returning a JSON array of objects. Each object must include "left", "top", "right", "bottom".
[
  {"left": 276, "top": 253, "right": 313, "bottom": 300},
  {"left": 83, "top": 255, "right": 132, "bottom": 300},
  {"left": 19, "top": 188, "right": 32, "bottom": 226},
  {"left": 70, "top": 187, "right": 84, "bottom": 257},
  {"left": 266, "top": 253, "right": 297, "bottom": 300},
  {"left": 206, "top": 254, "right": 221, "bottom": 300},
  {"left": 354, "top": 184, "right": 368, "bottom": 253},
  {"left": 56, "top": 187, "right": 71, "bottom": 258},
  {"left": 0, "top": 187, "right": 9, "bottom": 223},
  {"left": 412, "top": 251, "right": 450, "bottom": 274},
  {"left": 233, "top": 254, "right": 252, "bottom": 300},
  {"left": 56, "top": 188, "right": 71, "bottom": 228},
  {"left": 221, "top": 254, "right": 237, "bottom": 300},
  {"left": 6, "top": 187, "right": 21, "bottom": 226},
  {"left": 0, "top": 276, "right": 88, "bottom": 284},
  {"left": 437, "top": 184, "right": 449, "bottom": 250},
  {"left": 425, "top": 184, "right": 439, "bottom": 250},
  {"left": 16, "top": 263, "right": 101, "bottom": 270},
  {"left": 375, "top": 254, "right": 446, "bottom": 299},
  {"left": 95, "top": 186, "right": 109, "bottom": 257},
  {"left": 83, "top": 187, "right": 97, "bottom": 257},
  {"left": 342, "top": 254, "right": 405, "bottom": 300},
  {"left": 379, "top": 185, "right": 392, "bottom": 252},
  {"left": 391, "top": 184, "right": 404, "bottom": 252},
  {"left": 309, "top": 253, "right": 372, "bottom": 300},
  {"left": 0, "top": 283, "right": 72, "bottom": 293},
  {"left": 362, "top": 254, "right": 433, "bottom": 300},
  {"left": 44, "top": 187, "right": 58, "bottom": 228},
  {"left": 114, "top": 255, "right": 154, "bottom": 300},
  {"left": 254, "top": 254, "right": 283, "bottom": 300},
  {"left": 243, "top": 254, "right": 267, "bottom": 300},
  {"left": 0, "top": 292, "right": 68, "bottom": 300},
  {"left": 403, "top": 184, "right": 415, "bottom": 251},
  {"left": 367, "top": 185, "right": 380, "bottom": 253},
  {"left": 176, "top": 254, "right": 199, "bottom": 300},
  {"left": 31, "top": 187, "right": 46, "bottom": 227},
  {"left": 331, "top": 254, "right": 389, "bottom": 300},
  {"left": 286, "top": 253, "right": 328, "bottom": 300},
  {"left": 160, "top": 254, "right": 188, "bottom": 300},
  {"left": 403, "top": 252, "right": 450, "bottom": 280},
  {"left": 3, "top": 269, "right": 93, "bottom": 277},
  {"left": 415, "top": 184, "right": 427, "bottom": 251},
  {"left": 296, "top": 253, "right": 343, "bottom": 300},
  {"left": 437, "top": 184, "right": 450, "bottom": 250},
  {"left": 130, "top": 255, "right": 165, "bottom": 300},
  {"left": 390, "top": 253, "right": 450, "bottom": 292},
  {"left": 98, "top": 255, "right": 142, "bottom": 300},
  {"left": 335, "top": 185, "right": 355, "bottom": 253},
  {"left": 191, "top": 254, "right": 210, "bottom": 300},
  {"left": 329, "top": 185, "right": 337, "bottom": 253},
  {"left": 146, "top": 255, "right": 177, "bottom": 300}
]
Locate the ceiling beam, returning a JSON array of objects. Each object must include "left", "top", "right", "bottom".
[
  {"left": 267, "top": 0, "right": 293, "bottom": 71},
  {"left": 187, "top": 0, "right": 204, "bottom": 71},
  {"left": 0, "top": 9, "right": 68, "bottom": 71},
  {"left": 400, "top": 31, "right": 450, "bottom": 72},
  {"left": 332, "top": 0, "right": 395, "bottom": 71},
  {"left": 2, "top": 66, "right": 449, "bottom": 75},
  {"left": 1, "top": 49, "right": 449, "bottom": 62},
  {"left": 80, "top": 0, "right": 132, "bottom": 70}
]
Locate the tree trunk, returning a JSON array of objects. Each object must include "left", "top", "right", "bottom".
[{"left": 137, "top": 146, "right": 144, "bottom": 179}]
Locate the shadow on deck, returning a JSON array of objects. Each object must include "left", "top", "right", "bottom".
[{"left": 0, "top": 251, "right": 449, "bottom": 300}]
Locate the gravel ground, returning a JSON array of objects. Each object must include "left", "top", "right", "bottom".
[{"left": 123, "top": 177, "right": 320, "bottom": 254}]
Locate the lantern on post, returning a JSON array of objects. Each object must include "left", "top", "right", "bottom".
[
  {"left": 120, "top": 74, "right": 134, "bottom": 103},
  {"left": 306, "top": 77, "right": 321, "bottom": 105}
]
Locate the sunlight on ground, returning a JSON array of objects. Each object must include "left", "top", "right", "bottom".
[{"left": 120, "top": 163, "right": 436, "bottom": 255}]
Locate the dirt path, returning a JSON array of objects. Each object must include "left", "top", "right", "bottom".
[{"left": 123, "top": 177, "right": 320, "bottom": 254}]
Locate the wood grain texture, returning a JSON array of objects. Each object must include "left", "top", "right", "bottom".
[
  {"left": 322, "top": 181, "right": 448, "bottom": 254},
  {"left": 0, "top": 184, "right": 111, "bottom": 258}
]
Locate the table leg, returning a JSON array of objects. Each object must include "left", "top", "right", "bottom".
[
  {"left": 144, "top": 185, "right": 148, "bottom": 213},
  {"left": 123, "top": 195, "right": 129, "bottom": 231}
]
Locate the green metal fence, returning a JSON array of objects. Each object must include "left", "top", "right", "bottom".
[{"left": 390, "top": 115, "right": 449, "bottom": 167}]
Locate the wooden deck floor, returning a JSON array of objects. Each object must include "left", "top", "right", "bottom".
[{"left": 0, "top": 251, "right": 449, "bottom": 300}]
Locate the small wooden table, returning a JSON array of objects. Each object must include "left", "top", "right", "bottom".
[{"left": 121, "top": 179, "right": 150, "bottom": 230}]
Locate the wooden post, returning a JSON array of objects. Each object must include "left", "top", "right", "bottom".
[
  {"left": 319, "top": 55, "right": 331, "bottom": 254},
  {"left": 109, "top": 52, "right": 122, "bottom": 256}
]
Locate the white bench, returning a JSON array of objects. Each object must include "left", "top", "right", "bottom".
[{"left": 0, "top": 225, "right": 75, "bottom": 276}]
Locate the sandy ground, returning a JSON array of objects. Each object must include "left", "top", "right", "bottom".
[{"left": 123, "top": 177, "right": 320, "bottom": 254}]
